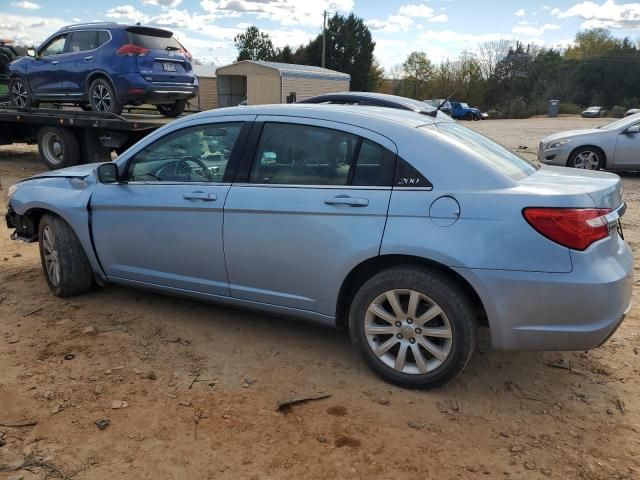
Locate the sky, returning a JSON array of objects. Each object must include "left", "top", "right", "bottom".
[{"left": 1, "top": 0, "right": 639, "bottom": 72}]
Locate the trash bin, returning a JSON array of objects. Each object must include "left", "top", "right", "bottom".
[{"left": 548, "top": 100, "right": 559, "bottom": 118}]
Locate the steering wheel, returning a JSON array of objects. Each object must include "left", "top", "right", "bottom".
[{"left": 173, "top": 156, "right": 213, "bottom": 182}]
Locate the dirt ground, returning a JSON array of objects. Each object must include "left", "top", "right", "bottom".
[{"left": 1, "top": 116, "right": 639, "bottom": 480}]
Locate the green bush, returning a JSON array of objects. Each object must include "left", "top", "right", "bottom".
[
  {"left": 558, "top": 102, "right": 581, "bottom": 115},
  {"left": 610, "top": 105, "right": 626, "bottom": 118}
]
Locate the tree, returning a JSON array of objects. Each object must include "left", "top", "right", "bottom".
[
  {"left": 566, "top": 28, "right": 618, "bottom": 59},
  {"left": 478, "top": 39, "right": 514, "bottom": 79},
  {"left": 368, "top": 58, "right": 385, "bottom": 92},
  {"left": 234, "top": 26, "right": 276, "bottom": 61},
  {"left": 401, "top": 51, "right": 434, "bottom": 99},
  {"left": 273, "top": 45, "right": 294, "bottom": 63},
  {"left": 389, "top": 63, "right": 404, "bottom": 95}
]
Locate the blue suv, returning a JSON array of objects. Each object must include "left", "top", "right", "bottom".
[{"left": 8, "top": 23, "right": 198, "bottom": 117}]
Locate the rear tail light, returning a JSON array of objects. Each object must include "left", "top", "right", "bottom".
[
  {"left": 179, "top": 48, "right": 192, "bottom": 60},
  {"left": 116, "top": 44, "right": 149, "bottom": 57},
  {"left": 523, "top": 207, "right": 612, "bottom": 251}
]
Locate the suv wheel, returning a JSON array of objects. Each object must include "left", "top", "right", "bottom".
[
  {"left": 9, "top": 77, "right": 38, "bottom": 108},
  {"left": 349, "top": 267, "right": 477, "bottom": 388},
  {"left": 156, "top": 100, "right": 187, "bottom": 117},
  {"left": 38, "top": 214, "right": 94, "bottom": 297},
  {"left": 568, "top": 146, "right": 602, "bottom": 170},
  {"left": 89, "top": 78, "right": 122, "bottom": 114}
]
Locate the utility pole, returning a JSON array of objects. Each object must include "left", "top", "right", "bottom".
[{"left": 322, "top": 9, "right": 327, "bottom": 68}]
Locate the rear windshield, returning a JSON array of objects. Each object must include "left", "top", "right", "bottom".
[
  {"left": 125, "top": 28, "right": 180, "bottom": 50},
  {"left": 429, "top": 122, "right": 537, "bottom": 180}
]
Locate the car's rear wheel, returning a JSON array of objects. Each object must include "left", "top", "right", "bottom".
[
  {"left": 156, "top": 100, "right": 187, "bottom": 117},
  {"left": 38, "top": 214, "right": 94, "bottom": 297},
  {"left": 349, "top": 267, "right": 477, "bottom": 388},
  {"left": 568, "top": 146, "right": 603, "bottom": 170},
  {"left": 89, "top": 78, "right": 122, "bottom": 115},
  {"left": 9, "top": 77, "right": 38, "bottom": 108},
  {"left": 464, "top": 111, "right": 474, "bottom": 121}
]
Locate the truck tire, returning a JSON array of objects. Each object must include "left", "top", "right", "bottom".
[
  {"left": 37, "top": 127, "right": 80, "bottom": 170},
  {"left": 89, "top": 78, "right": 122, "bottom": 115},
  {"left": 156, "top": 100, "right": 186, "bottom": 117},
  {"left": 38, "top": 214, "right": 94, "bottom": 297}
]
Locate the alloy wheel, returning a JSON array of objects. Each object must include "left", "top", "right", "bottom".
[
  {"left": 573, "top": 151, "right": 600, "bottom": 169},
  {"left": 42, "top": 226, "right": 61, "bottom": 287},
  {"left": 364, "top": 289, "right": 453, "bottom": 374},
  {"left": 10, "top": 80, "right": 28, "bottom": 107},
  {"left": 92, "top": 83, "right": 112, "bottom": 112}
]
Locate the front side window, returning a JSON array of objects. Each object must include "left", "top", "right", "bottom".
[
  {"left": 39, "top": 35, "right": 67, "bottom": 57},
  {"left": 126, "top": 123, "right": 242, "bottom": 183},
  {"left": 67, "top": 31, "right": 97, "bottom": 53},
  {"left": 250, "top": 123, "right": 358, "bottom": 185}
]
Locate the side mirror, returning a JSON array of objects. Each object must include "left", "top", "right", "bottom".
[
  {"left": 27, "top": 48, "right": 35, "bottom": 57},
  {"left": 97, "top": 163, "right": 118, "bottom": 183},
  {"left": 625, "top": 125, "right": 640, "bottom": 135}
]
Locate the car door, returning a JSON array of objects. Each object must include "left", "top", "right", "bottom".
[
  {"left": 90, "top": 116, "right": 253, "bottom": 295},
  {"left": 60, "top": 30, "right": 98, "bottom": 95},
  {"left": 223, "top": 117, "right": 396, "bottom": 315},
  {"left": 29, "top": 34, "right": 67, "bottom": 95},
  {"left": 613, "top": 122, "right": 640, "bottom": 168}
]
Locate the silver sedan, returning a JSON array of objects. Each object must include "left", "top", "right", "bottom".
[{"left": 538, "top": 113, "right": 640, "bottom": 170}]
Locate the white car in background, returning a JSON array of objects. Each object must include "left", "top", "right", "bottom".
[{"left": 539, "top": 113, "right": 640, "bottom": 170}]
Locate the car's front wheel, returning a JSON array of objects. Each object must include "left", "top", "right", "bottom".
[
  {"left": 89, "top": 78, "right": 122, "bottom": 115},
  {"left": 568, "top": 146, "right": 603, "bottom": 170},
  {"left": 9, "top": 77, "right": 38, "bottom": 108},
  {"left": 38, "top": 214, "right": 94, "bottom": 297},
  {"left": 156, "top": 100, "right": 187, "bottom": 117},
  {"left": 349, "top": 267, "right": 477, "bottom": 388}
]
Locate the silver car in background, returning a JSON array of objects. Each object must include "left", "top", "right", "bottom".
[
  {"left": 539, "top": 113, "right": 640, "bottom": 170},
  {"left": 6, "top": 105, "right": 633, "bottom": 388}
]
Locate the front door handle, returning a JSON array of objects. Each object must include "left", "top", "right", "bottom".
[
  {"left": 84, "top": 56, "right": 94, "bottom": 61},
  {"left": 324, "top": 195, "right": 369, "bottom": 207},
  {"left": 183, "top": 191, "right": 217, "bottom": 201}
]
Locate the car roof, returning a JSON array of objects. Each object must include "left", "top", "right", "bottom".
[
  {"left": 58, "top": 22, "right": 172, "bottom": 34},
  {"left": 188, "top": 104, "right": 441, "bottom": 130},
  {"left": 302, "top": 92, "right": 436, "bottom": 112}
]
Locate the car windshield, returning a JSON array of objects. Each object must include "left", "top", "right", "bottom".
[
  {"left": 600, "top": 114, "right": 640, "bottom": 131},
  {"left": 586, "top": 107, "right": 600, "bottom": 111},
  {"left": 428, "top": 122, "right": 537, "bottom": 180}
]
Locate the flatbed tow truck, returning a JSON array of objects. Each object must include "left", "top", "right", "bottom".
[{"left": 0, "top": 105, "right": 177, "bottom": 169}]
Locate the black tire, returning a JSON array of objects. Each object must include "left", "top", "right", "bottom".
[
  {"left": 349, "top": 267, "right": 477, "bottom": 389},
  {"left": 37, "top": 127, "right": 80, "bottom": 170},
  {"left": 473, "top": 113, "right": 480, "bottom": 121},
  {"left": 88, "top": 77, "right": 122, "bottom": 114},
  {"left": 464, "top": 111, "right": 473, "bottom": 121},
  {"left": 156, "top": 100, "right": 186, "bottom": 117},
  {"left": 38, "top": 214, "right": 94, "bottom": 297},
  {"left": 9, "top": 77, "right": 38, "bottom": 108},
  {"left": 567, "top": 146, "right": 604, "bottom": 170}
]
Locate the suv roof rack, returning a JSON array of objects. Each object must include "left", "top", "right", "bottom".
[{"left": 62, "top": 22, "right": 120, "bottom": 30}]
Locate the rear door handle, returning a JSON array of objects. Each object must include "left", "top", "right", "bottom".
[
  {"left": 324, "top": 195, "right": 369, "bottom": 207},
  {"left": 183, "top": 191, "right": 217, "bottom": 201},
  {"left": 84, "top": 56, "right": 93, "bottom": 61}
]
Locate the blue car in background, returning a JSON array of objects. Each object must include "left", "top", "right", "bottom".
[
  {"left": 8, "top": 22, "right": 198, "bottom": 117},
  {"left": 450, "top": 101, "right": 483, "bottom": 121}
]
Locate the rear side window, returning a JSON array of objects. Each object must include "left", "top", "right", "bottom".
[
  {"left": 432, "top": 122, "right": 536, "bottom": 180},
  {"left": 125, "top": 28, "right": 181, "bottom": 50},
  {"left": 249, "top": 123, "right": 396, "bottom": 186},
  {"left": 97, "top": 31, "right": 111, "bottom": 48},
  {"left": 67, "top": 31, "right": 96, "bottom": 53}
]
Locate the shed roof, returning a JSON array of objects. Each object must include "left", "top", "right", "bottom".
[{"left": 216, "top": 60, "right": 350, "bottom": 81}]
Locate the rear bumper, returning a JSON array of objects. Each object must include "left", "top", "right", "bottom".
[
  {"left": 457, "top": 236, "right": 633, "bottom": 351},
  {"left": 113, "top": 73, "right": 198, "bottom": 104}
]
